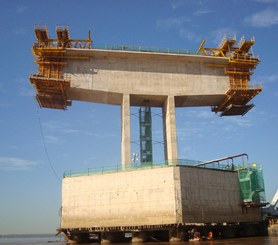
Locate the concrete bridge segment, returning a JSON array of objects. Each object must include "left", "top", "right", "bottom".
[{"left": 30, "top": 26, "right": 262, "bottom": 165}]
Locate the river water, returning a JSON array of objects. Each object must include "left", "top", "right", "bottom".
[{"left": 0, "top": 235, "right": 277, "bottom": 245}]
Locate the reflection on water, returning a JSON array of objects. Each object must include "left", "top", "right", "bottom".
[
  {"left": 75, "top": 236, "right": 277, "bottom": 245},
  {"left": 0, "top": 236, "right": 277, "bottom": 245}
]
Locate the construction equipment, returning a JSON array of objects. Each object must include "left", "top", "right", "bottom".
[
  {"left": 197, "top": 35, "right": 262, "bottom": 116},
  {"left": 30, "top": 24, "right": 92, "bottom": 109},
  {"left": 139, "top": 104, "right": 153, "bottom": 163},
  {"left": 195, "top": 153, "right": 267, "bottom": 207},
  {"left": 263, "top": 189, "right": 278, "bottom": 217},
  {"left": 237, "top": 163, "right": 266, "bottom": 206},
  {"left": 30, "top": 26, "right": 261, "bottom": 117}
]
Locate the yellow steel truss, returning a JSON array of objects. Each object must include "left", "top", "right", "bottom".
[
  {"left": 197, "top": 35, "right": 262, "bottom": 116},
  {"left": 30, "top": 25, "right": 92, "bottom": 110}
]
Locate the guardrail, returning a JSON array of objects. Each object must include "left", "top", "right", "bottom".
[
  {"left": 63, "top": 158, "right": 238, "bottom": 178},
  {"left": 92, "top": 44, "right": 195, "bottom": 55}
]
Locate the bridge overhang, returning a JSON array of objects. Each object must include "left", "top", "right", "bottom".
[
  {"left": 29, "top": 26, "right": 263, "bottom": 166},
  {"left": 64, "top": 48, "right": 230, "bottom": 108}
]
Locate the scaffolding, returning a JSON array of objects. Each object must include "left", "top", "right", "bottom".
[
  {"left": 30, "top": 25, "right": 92, "bottom": 109},
  {"left": 237, "top": 163, "right": 266, "bottom": 206},
  {"left": 196, "top": 35, "right": 262, "bottom": 116},
  {"left": 139, "top": 105, "right": 153, "bottom": 163},
  {"left": 194, "top": 153, "right": 266, "bottom": 206}
]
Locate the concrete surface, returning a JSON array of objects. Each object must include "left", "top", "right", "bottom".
[
  {"left": 121, "top": 94, "right": 130, "bottom": 166},
  {"left": 163, "top": 96, "right": 178, "bottom": 163},
  {"left": 61, "top": 166, "right": 262, "bottom": 230},
  {"left": 64, "top": 49, "right": 229, "bottom": 107},
  {"left": 62, "top": 49, "right": 230, "bottom": 165},
  {"left": 179, "top": 166, "right": 262, "bottom": 223},
  {"left": 61, "top": 166, "right": 177, "bottom": 228}
]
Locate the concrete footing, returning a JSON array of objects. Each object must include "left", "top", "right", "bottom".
[
  {"left": 130, "top": 230, "right": 169, "bottom": 242},
  {"left": 169, "top": 228, "right": 185, "bottom": 242},
  {"left": 63, "top": 222, "right": 268, "bottom": 243},
  {"left": 131, "top": 232, "right": 150, "bottom": 243},
  {"left": 66, "top": 232, "right": 96, "bottom": 244},
  {"left": 101, "top": 232, "right": 126, "bottom": 243}
]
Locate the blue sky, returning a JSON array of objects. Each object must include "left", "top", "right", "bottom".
[{"left": 0, "top": 0, "right": 278, "bottom": 234}]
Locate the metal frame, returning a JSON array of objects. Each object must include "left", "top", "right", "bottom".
[
  {"left": 197, "top": 36, "right": 262, "bottom": 116},
  {"left": 30, "top": 25, "right": 92, "bottom": 109}
]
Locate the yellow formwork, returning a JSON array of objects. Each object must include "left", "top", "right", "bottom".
[
  {"left": 30, "top": 25, "right": 92, "bottom": 110},
  {"left": 197, "top": 35, "right": 262, "bottom": 116}
]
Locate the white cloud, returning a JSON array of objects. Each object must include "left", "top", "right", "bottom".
[
  {"left": 181, "top": 146, "right": 192, "bottom": 152},
  {"left": 193, "top": 9, "right": 212, "bottom": 16},
  {"left": 171, "top": 0, "right": 187, "bottom": 10},
  {"left": 156, "top": 17, "right": 201, "bottom": 43},
  {"left": 244, "top": 8, "right": 278, "bottom": 27},
  {"left": 210, "top": 28, "right": 238, "bottom": 45},
  {"left": 171, "top": 0, "right": 211, "bottom": 10},
  {"left": 223, "top": 117, "right": 252, "bottom": 131},
  {"left": 0, "top": 157, "right": 37, "bottom": 171},
  {"left": 14, "top": 78, "right": 34, "bottom": 97},
  {"left": 16, "top": 6, "right": 29, "bottom": 13},
  {"left": 61, "top": 128, "right": 80, "bottom": 134},
  {"left": 178, "top": 126, "right": 204, "bottom": 140},
  {"left": 92, "top": 133, "right": 116, "bottom": 138},
  {"left": 185, "top": 109, "right": 215, "bottom": 119},
  {"left": 42, "top": 121, "right": 62, "bottom": 130},
  {"left": 254, "top": 0, "right": 278, "bottom": 3},
  {"left": 157, "top": 2, "right": 212, "bottom": 42},
  {"left": 45, "top": 135, "right": 61, "bottom": 144},
  {"left": 179, "top": 146, "right": 197, "bottom": 159},
  {"left": 41, "top": 119, "right": 115, "bottom": 142},
  {"left": 196, "top": 110, "right": 213, "bottom": 119},
  {"left": 179, "top": 28, "right": 201, "bottom": 42},
  {"left": 260, "top": 74, "right": 278, "bottom": 84},
  {"left": 42, "top": 121, "right": 81, "bottom": 135},
  {"left": 156, "top": 17, "right": 190, "bottom": 30}
]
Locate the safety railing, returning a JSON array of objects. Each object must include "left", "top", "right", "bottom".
[
  {"left": 229, "top": 80, "right": 263, "bottom": 90},
  {"left": 92, "top": 44, "right": 195, "bottom": 55},
  {"left": 217, "top": 34, "right": 236, "bottom": 49},
  {"left": 229, "top": 53, "right": 260, "bottom": 63},
  {"left": 63, "top": 158, "right": 238, "bottom": 178}
]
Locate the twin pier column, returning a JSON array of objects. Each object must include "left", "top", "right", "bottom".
[
  {"left": 121, "top": 94, "right": 131, "bottom": 166},
  {"left": 121, "top": 94, "right": 178, "bottom": 165},
  {"left": 163, "top": 95, "right": 178, "bottom": 165}
]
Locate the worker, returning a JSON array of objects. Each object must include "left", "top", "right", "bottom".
[{"left": 208, "top": 231, "right": 213, "bottom": 240}]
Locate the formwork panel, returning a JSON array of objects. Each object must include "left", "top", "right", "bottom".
[{"left": 61, "top": 167, "right": 177, "bottom": 228}]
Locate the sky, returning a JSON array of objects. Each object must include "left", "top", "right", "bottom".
[{"left": 0, "top": 0, "right": 278, "bottom": 235}]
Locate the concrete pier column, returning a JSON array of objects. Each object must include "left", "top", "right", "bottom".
[
  {"left": 121, "top": 94, "right": 131, "bottom": 166},
  {"left": 163, "top": 96, "right": 178, "bottom": 165}
]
